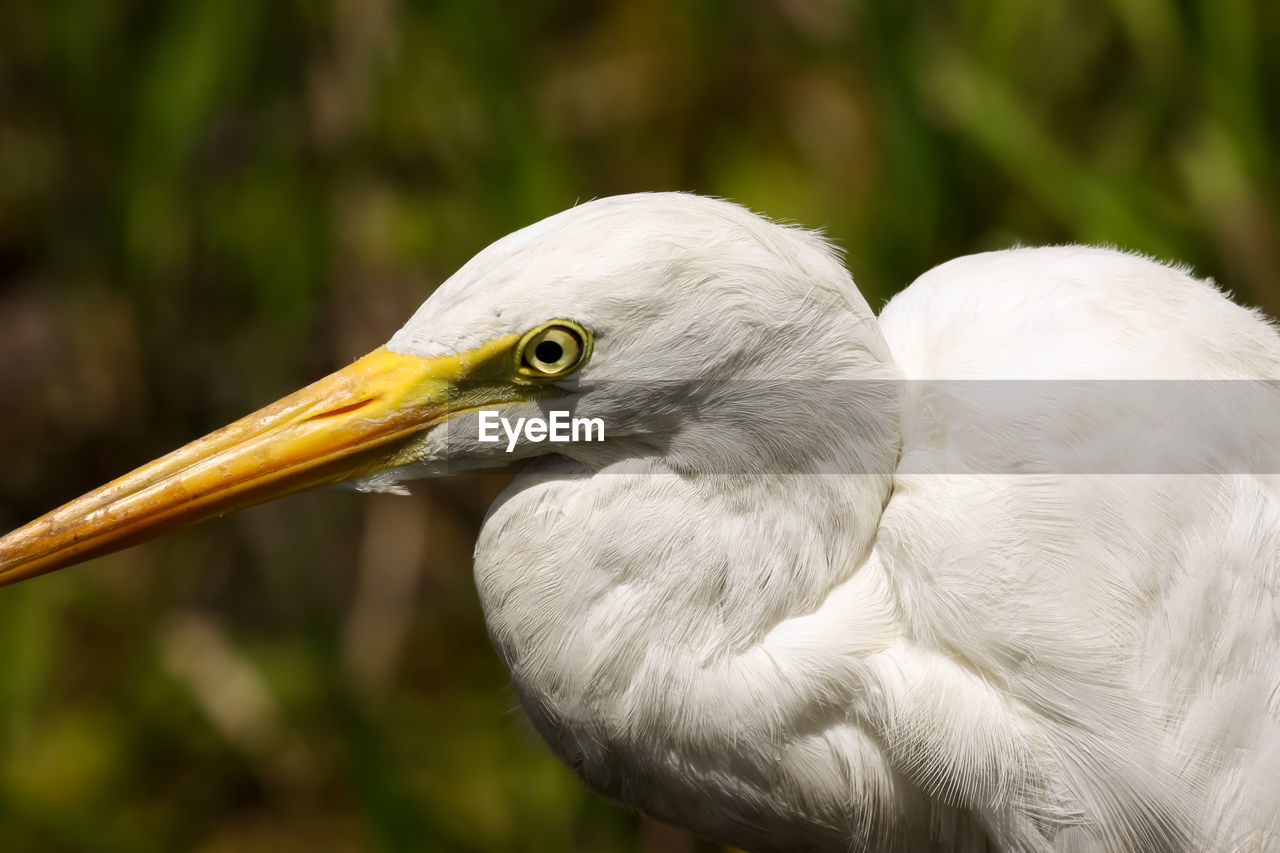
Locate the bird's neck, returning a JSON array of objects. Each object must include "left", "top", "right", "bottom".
[
  {"left": 474, "top": 317, "right": 907, "bottom": 847},
  {"left": 474, "top": 453, "right": 902, "bottom": 845}
]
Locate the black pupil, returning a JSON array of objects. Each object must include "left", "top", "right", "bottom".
[{"left": 534, "top": 339, "right": 564, "bottom": 365}]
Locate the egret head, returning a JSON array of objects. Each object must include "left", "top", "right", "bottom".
[
  {"left": 380, "top": 193, "right": 898, "bottom": 477},
  {"left": 0, "top": 193, "right": 898, "bottom": 585}
]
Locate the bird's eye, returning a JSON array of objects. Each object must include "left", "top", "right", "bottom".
[{"left": 518, "top": 322, "right": 589, "bottom": 377}]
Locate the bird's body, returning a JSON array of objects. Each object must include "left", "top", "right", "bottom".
[
  {"left": 2, "top": 194, "right": 1278, "bottom": 851},
  {"left": 457, "top": 209, "right": 1280, "bottom": 850}
]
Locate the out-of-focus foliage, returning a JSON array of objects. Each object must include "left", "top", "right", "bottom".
[{"left": 0, "top": 1, "right": 1276, "bottom": 850}]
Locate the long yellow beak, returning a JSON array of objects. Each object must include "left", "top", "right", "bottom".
[{"left": 0, "top": 338, "right": 522, "bottom": 587}]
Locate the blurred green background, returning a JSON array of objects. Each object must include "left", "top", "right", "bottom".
[{"left": 0, "top": 1, "right": 1277, "bottom": 850}]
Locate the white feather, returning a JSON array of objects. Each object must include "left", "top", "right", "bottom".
[{"left": 383, "top": 194, "right": 1280, "bottom": 851}]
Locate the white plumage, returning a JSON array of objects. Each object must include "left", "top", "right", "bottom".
[
  {"left": 2, "top": 192, "right": 1278, "bottom": 851},
  {"left": 388, "top": 194, "right": 1280, "bottom": 850}
]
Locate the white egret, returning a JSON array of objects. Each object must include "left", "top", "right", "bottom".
[{"left": 1, "top": 193, "right": 1278, "bottom": 851}]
